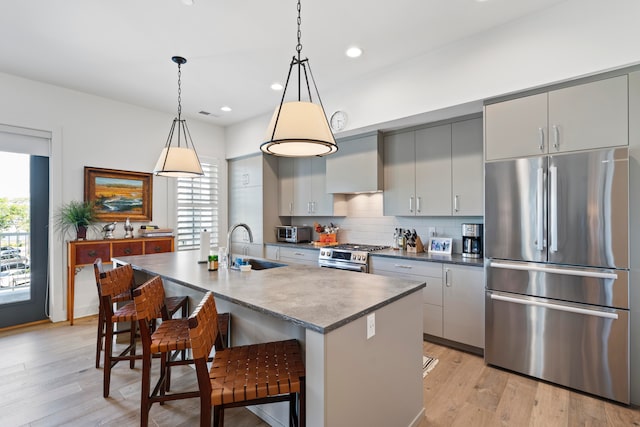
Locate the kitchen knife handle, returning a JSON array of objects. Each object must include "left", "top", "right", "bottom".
[
  {"left": 552, "top": 125, "right": 560, "bottom": 150},
  {"left": 409, "top": 196, "right": 414, "bottom": 213},
  {"left": 538, "top": 127, "right": 545, "bottom": 151}
]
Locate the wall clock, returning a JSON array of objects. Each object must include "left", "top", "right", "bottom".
[{"left": 330, "top": 110, "right": 348, "bottom": 132}]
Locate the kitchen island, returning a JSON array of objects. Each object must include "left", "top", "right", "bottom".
[{"left": 113, "top": 250, "right": 426, "bottom": 427}]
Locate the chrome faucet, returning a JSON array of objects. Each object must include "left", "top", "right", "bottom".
[{"left": 226, "top": 223, "right": 253, "bottom": 267}]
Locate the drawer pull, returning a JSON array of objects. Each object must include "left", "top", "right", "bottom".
[
  {"left": 490, "top": 293, "right": 618, "bottom": 319},
  {"left": 87, "top": 250, "right": 97, "bottom": 257},
  {"left": 154, "top": 246, "right": 162, "bottom": 252},
  {"left": 124, "top": 247, "right": 132, "bottom": 255},
  {"left": 394, "top": 264, "right": 412, "bottom": 269}
]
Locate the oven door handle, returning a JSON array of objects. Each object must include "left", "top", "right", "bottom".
[
  {"left": 319, "top": 263, "right": 367, "bottom": 273},
  {"left": 490, "top": 293, "right": 618, "bottom": 320}
]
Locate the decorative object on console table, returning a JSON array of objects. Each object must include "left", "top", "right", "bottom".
[
  {"left": 66, "top": 236, "right": 174, "bottom": 325},
  {"left": 54, "top": 200, "right": 98, "bottom": 241},
  {"left": 102, "top": 222, "right": 117, "bottom": 239},
  {"left": 428, "top": 237, "right": 452, "bottom": 255},
  {"left": 123, "top": 217, "right": 134, "bottom": 239},
  {"left": 84, "top": 166, "right": 153, "bottom": 222},
  {"left": 138, "top": 227, "right": 173, "bottom": 238}
]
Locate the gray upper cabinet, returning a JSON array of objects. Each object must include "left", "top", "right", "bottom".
[
  {"left": 384, "top": 117, "right": 482, "bottom": 216},
  {"left": 415, "top": 124, "right": 452, "bottom": 216},
  {"left": 278, "top": 157, "right": 346, "bottom": 217},
  {"left": 278, "top": 158, "right": 294, "bottom": 216},
  {"left": 485, "top": 75, "right": 628, "bottom": 161},
  {"left": 451, "top": 118, "right": 483, "bottom": 216},
  {"left": 326, "top": 131, "right": 383, "bottom": 193},
  {"left": 228, "top": 154, "right": 281, "bottom": 252},
  {"left": 383, "top": 130, "right": 417, "bottom": 216}
]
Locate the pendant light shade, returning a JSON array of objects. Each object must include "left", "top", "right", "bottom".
[
  {"left": 261, "top": 0, "right": 338, "bottom": 157},
  {"left": 263, "top": 101, "right": 337, "bottom": 157},
  {"left": 154, "top": 56, "right": 204, "bottom": 178}
]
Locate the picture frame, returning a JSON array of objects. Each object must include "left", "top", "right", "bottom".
[
  {"left": 428, "top": 237, "right": 452, "bottom": 255},
  {"left": 84, "top": 166, "right": 152, "bottom": 222}
]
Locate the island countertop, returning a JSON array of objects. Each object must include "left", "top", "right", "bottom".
[{"left": 113, "top": 250, "right": 425, "bottom": 334}]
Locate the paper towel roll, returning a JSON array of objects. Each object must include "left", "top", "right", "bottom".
[{"left": 199, "top": 230, "right": 211, "bottom": 263}]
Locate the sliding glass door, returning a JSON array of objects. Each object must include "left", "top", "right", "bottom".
[{"left": 0, "top": 130, "right": 50, "bottom": 328}]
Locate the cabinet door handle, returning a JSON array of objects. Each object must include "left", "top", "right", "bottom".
[
  {"left": 454, "top": 195, "right": 459, "bottom": 212},
  {"left": 289, "top": 202, "right": 293, "bottom": 214},
  {"left": 552, "top": 125, "right": 560, "bottom": 150},
  {"left": 445, "top": 268, "right": 451, "bottom": 287},
  {"left": 538, "top": 127, "right": 545, "bottom": 151},
  {"left": 416, "top": 197, "right": 422, "bottom": 213},
  {"left": 409, "top": 196, "right": 414, "bottom": 213}
]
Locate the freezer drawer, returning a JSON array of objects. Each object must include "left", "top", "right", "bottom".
[
  {"left": 485, "top": 291, "right": 629, "bottom": 403},
  {"left": 487, "top": 260, "right": 629, "bottom": 309}
]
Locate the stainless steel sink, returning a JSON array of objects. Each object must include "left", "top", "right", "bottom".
[{"left": 246, "top": 259, "right": 287, "bottom": 271}]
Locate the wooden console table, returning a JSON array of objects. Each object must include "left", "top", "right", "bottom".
[{"left": 66, "top": 236, "right": 174, "bottom": 325}]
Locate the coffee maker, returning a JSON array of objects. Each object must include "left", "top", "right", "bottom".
[{"left": 461, "top": 223, "right": 483, "bottom": 258}]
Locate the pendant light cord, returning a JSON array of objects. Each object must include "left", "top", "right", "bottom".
[
  {"left": 177, "top": 62, "right": 182, "bottom": 120},
  {"left": 296, "top": 0, "right": 302, "bottom": 101}
]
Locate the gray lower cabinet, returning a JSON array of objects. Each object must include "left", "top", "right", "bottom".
[
  {"left": 370, "top": 257, "right": 443, "bottom": 337},
  {"left": 265, "top": 244, "right": 318, "bottom": 267},
  {"left": 443, "top": 264, "right": 484, "bottom": 349}
]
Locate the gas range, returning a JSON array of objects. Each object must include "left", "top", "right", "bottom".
[{"left": 318, "top": 243, "right": 389, "bottom": 273}]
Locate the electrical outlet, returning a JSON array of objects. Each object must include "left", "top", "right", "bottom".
[
  {"left": 367, "top": 313, "right": 375, "bottom": 339},
  {"left": 429, "top": 227, "right": 436, "bottom": 237}
]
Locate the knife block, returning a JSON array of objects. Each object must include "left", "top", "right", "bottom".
[{"left": 407, "top": 236, "right": 424, "bottom": 253}]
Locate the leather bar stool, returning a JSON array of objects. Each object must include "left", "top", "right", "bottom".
[
  {"left": 133, "top": 275, "right": 228, "bottom": 427},
  {"left": 188, "top": 292, "right": 306, "bottom": 427},
  {"left": 93, "top": 258, "right": 189, "bottom": 370}
]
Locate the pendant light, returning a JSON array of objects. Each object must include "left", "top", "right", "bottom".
[
  {"left": 154, "top": 56, "right": 204, "bottom": 177},
  {"left": 261, "top": 0, "right": 338, "bottom": 157}
]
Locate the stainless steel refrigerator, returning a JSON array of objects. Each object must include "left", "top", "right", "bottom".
[{"left": 484, "top": 147, "right": 629, "bottom": 404}]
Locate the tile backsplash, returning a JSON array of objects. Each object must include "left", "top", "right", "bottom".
[{"left": 291, "top": 193, "right": 483, "bottom": 254}]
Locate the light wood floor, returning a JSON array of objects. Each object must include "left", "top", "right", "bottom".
[{"left": 1, "top": 317, "right": 639, "bottom": 426}]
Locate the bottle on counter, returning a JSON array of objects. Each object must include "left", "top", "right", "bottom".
[{"left": 208, "top": 254, "right": 218, "bottom": 271}]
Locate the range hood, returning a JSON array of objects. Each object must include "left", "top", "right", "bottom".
[{"left": 325, "top": 131, "right": 383, "bottom": 194}]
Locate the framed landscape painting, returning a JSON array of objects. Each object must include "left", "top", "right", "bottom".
[{"left": 84, "top": 167, "right": 152, "bottom": 222}]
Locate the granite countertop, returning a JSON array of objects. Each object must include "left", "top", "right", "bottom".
[
  {"left": 113, "top": 250, "right": 425, "bottom": 334},
  {"left": 264, "top": 242, "right": 484, "bottom": 268}
]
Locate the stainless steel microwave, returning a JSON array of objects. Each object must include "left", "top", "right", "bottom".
[{"left": 275, "top": 226, "right": 312, "bottom": 243}]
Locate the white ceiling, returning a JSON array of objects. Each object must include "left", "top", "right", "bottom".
[{"left": 1, "top": 0, "right": 567, "bottom": 127}]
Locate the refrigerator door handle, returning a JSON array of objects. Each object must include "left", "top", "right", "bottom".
[
  {"left": 536, "top": 167, "right": 545, "bottom": 251},
  {"left": 549, "top": 165, "right": 558, "bottom": 253},
  {"left": 489, "top": 261, "right": 618, "bottom": 280},
  {"left": 490, "top": 293, "right": 618, "bottom": 320}
]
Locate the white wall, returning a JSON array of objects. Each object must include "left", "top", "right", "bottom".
[
  {"left": 0, "top": 71, "right": 225, "bottom": 322},
  {"left": 225, "top": 0, "right": 640, "bottom": 158}
]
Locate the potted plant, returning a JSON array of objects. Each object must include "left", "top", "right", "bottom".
[{"left": 54, "top": 200, "right": 98, "bottom": 240}]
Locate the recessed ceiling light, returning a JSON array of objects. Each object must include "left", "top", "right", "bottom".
[
  {"left": 220, "top": 106, "right": 232, "bottom": 112},
  {"left": 271, "top": 82, "right": 284, "bottom": 91},
  {"left": 346, "top": 46, "right": 363, "bottom": 58},
  {"left": 181, "top": 0, "right": 194, "bottom": 5}
]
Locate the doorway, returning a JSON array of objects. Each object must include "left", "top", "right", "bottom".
[{"left": 0, "top": 152, "right": 49, "bottom": 328}]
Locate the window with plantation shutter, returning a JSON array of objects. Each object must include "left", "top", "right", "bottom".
[{"left": 176, "top": 158, "right": 219, "bottom": 251}]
